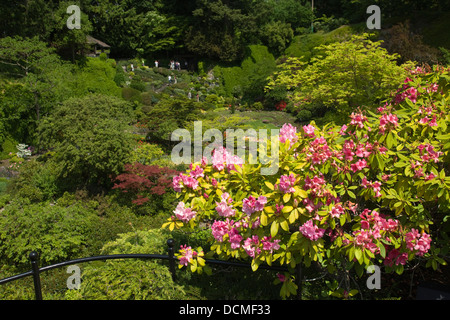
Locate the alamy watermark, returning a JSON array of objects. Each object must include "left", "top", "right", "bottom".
[
  {"left": 366, "top": 5, "right": 381, "bottom": 30},
  {"left": 66, "top": 5, "right": 81, "bottom": 29},
  {"left": 366, "top": 265, "right": 381, "bottom": 290},
  {"left": 66, "top": 265, "right": 81, "bottom": 290},
  {"left": 171, "top": 121, "right": 280, "bottom": 175}
]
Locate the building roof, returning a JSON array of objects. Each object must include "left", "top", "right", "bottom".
[{"left": 86, "top": 35, "right": 110, "bottom": 48}]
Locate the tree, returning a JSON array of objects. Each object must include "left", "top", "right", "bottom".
[
  {"left": 50, "top": 1, "right": 93, "bottom": 62},
  {"left": 265, "top": 34, "right": 414, "bottom": 121},
  {"left": 185, "top": 0, "right": 254, "bottom": 62},
  {"left": 164, "top": 66, "right": 450, "bottom": 299},
  {"left": 39, "top": 94, "right": 136, "bottom": 188},
  {"left": 0, "top": 36, "right": 73, "bottom": 147}
]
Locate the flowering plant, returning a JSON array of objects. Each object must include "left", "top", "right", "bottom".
[{"left": 163, "top": 65, "right": 449, "bottom": 298}]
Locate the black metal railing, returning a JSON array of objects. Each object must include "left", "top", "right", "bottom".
[{"left": 0, "top": 239, "right": 296, "bottom": 300}]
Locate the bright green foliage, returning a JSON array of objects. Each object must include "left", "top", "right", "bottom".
[
  {"left": 0, "top": 200, "right": 98, "bottom": 269},
  {"left": 65, "top": 229, "right": 186, "bottom": 300},
  {"left": 0, "top": 36, "right": 74, "bottom": 147},
  {"left": 214, "top": 45, "right": 276, "bottom": 102},
  {"left": 39, "top": 94, "right": 136, "bottom": 187},
  {"left": 164, "top": 66, "right": 449, "bottom": 299},
  {"left": 266, "top": 34, "right": 414, "bottom": 121},
  {"left": 69, "top": 57, "right": 122, "bottom": 98},
  {"left": 144, "top": 96, "right": 203, "bottom": 147}
]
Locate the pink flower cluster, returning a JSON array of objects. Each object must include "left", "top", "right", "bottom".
[
  {"left": 353, "top": 209, "right": 399, "bottom": 254},
  {"left": 340, "top": 139, "right": 372, "bottom": 172},
  {"left": 242, "top": 235, "right": 281, "bottom": 258},
  {"left": 215, "top": 192, "right": 236, "bottom": 217},
  {"left": 349, "top": 112, "right": 368, "bottom": 129},
  {"left": 173, "top": 201, "right": 197, "bottom": 222},
  {"left": 329, "top": 203, "right": 345, "bottom": 218},
  {"left": 242, "top": 195, "right": 267, "bottom": 215},
  {"left": 211, "top": 219, "right": 243, "bottom": 249},
  {"left": 305, "top": 136, "right": 333, "bottom": 165},
  {"left": 279, "top": 123, "right": 298, "bottom": 147},
  {"left": 410, "top": 160, "right": 436, "bottom": 180},
  {"left": 342, "top": 139, "right": 373, "bottom": 162},
  {"left": 361, "top": 177, "right": 382, "bottom": 198},
  {"left": 178, "top": 245, "right": 194, "bottom": 266},
  {"left": 189, "top": 164, "right": 204, "bottom": 179},
  {"left": 304, "top": 175, "right": 326, "bottom": 198},
  {"left": 384, "top": 249, "right": 408, "bottom": 267},
  {"left": 350, "top": 159, "right": 368, "bottom": 173},
  {"left": 173, "top": 173, "right": 199, "bottom": 192},
  {"left": 418, "top": 143, "right": 442, "bottom": 163},
  {"left": 379, "top": 113, "right": 399, "bottom": 134},
  {"left": 394, "top": 80, "right": 419, "bottom": 104},
  {"left": 299, "top": 220, "right": 325, "bottom": 241},
  {"left": 211, "top": 147, "right": 244, "bottom": 172},
  {"left": 405, "top": 228, "right": 431, "bottom": 257},
  {"left": 275, "top": 173, "right": 296, "bottom": 193},
  {"left": 302, "top": 124, "right": 316, "bottom": 138}
]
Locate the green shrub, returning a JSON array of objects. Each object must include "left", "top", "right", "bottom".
[
  {"left": 130, "top": 79, "right": 146, "bottom": 92},
  {"left": 70, "top": 57, "right": 121, "bottom": 97},
  {"left": 0, "top": 136, "right": 18, "bottom": 160},
  {"left": 39, "top": 94, "right": 136, "bottom": 188},
  {"left": 7, "top": 159, "right": 60, "bottom": 202},
  {"left": 122, "top": 87, "right": 142, "bottom": 104},
  {"left": 0, "top": 200, "right": 98, "bottom": 270},
  {"left": 64, "top": 229, "right": 186, "bottom": 300}
]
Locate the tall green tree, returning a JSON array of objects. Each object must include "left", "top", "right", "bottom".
[
  {"left": 39, "top": 94, "right": 136, "bottom": 188},
  {"left": 0, "top": 36, "right": 73, "bottom": 147},
  {"left": 266, "top": 34, "right": 414, "bottom": 120}
]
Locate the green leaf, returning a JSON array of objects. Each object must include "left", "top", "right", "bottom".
[
  {"left": 264, "top": 181, "right": 274, "bottom": 190},
  {"left": 280, "top": 219, "right": 289, "bottom": 231},
  {"left": 355, "top": 248, "right": 363, "bottom": 264},
  {"left": 347, "top": 190, "right": 356, "bottom": 199},
  {"left": 271, "top": 221, "right": 279, "bottom": 237}
]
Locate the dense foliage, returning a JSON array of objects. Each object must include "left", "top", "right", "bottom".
[
  {"left": 39, "top": 94, "right": 136, "bottom": 188},
  {"left": 266, "top": 34, "right": 414, "bottom": 122},
  {"left": 0, "top": 0, "right": 449, "bottom": 301},
  {"left": 164, "top": 66, "right": 450, "bottom": 298}
]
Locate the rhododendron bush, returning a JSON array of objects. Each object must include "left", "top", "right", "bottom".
[{"left": 163, "top": 66, "right": 450, "bottom": 298}]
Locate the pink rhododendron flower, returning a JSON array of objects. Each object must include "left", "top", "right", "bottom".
[
  {"left": 302, "top": 124, "right": 316, "bottom": 138},
  {"left": 212, "top": 147, "right": 244, "bottom": 172},
  {"left": 361, "top": 177, "right": 382, "bottom": 197},
  {"left": 406, "top": 229, "right": 431, "bottom": 256},
  {"left": 379, "top": 113, "right": 398, "bottom": 134},
  {"left": 173, "top": 173, "right": 199, "bottom": 192},
  {"left": 243, "top": 235, "right": 261, "bottom": 258},
  {"left": 174, "top": 201, "right": 197, "bottom": 223},
  {"left": 189, "top": 165, "right": 204, "bottom": 179},
  {"left": 276, "top": 173, "right": 296, "bottom": 193},
  {"left": 349, "top": 112, "right": 368, "bottom": 129},
  {"left": 279, "top": 123, "right": 298, "bottom": 147},
  {"left": 329, "top": 203, "right": 344, "bottom": 218},
  {"left": 242, "top": 195, "right": 267, "bottom": 215},
  {"left": 211, "top": 219, "right": 232, "bottom": 242},
  {"left": 228, "top": 228, "right": 243, "bottom": 249},
  {"left": 305, "top": 136, "right": 333, "bottom": 165},
  {"left": 418, "top": 144, "right": 442, "bottom": 163},
  {"left": 277, "top": 273, "right": 286, "bottom": 282},
  {"left": 299, "top": 220, "right": 325, "bottom": 241},
  {"left": 384, "top": 249, "right": 408, "bottom": 267},
  {"left": 215, "top": 193, "right": 236, "bottom": 217},
  {"left": 178, "top": 245, "right": 194, "bottom": 266},
  {"left": 350, "top": 159, "right": 367, "bottom": 172},
  {"left": 261, "top": 236, "right": 281, "bottom": 253}
]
